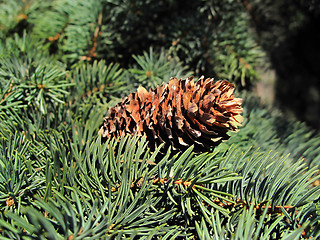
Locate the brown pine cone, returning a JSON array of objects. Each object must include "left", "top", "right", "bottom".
[{"left": 100, "top": 76, "right": 243, "bottom": 154}]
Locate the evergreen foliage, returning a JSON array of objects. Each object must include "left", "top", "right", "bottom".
[{"left": 0, "top": 0, "right": 319, "bottom": 239}]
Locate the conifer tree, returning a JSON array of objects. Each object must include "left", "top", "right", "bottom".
[{"left": 0, "top": 0, "right": 319, "bottom": 239}]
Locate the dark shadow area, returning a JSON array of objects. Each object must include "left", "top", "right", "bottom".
[
  {"left": 248, "top": 0, "right": 320, "bottom": 129},
  {"left": 272, "top": 15, "right": 320, "bottom": 129}
]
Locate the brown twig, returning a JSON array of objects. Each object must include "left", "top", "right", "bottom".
[
  {"left": 48, "top": 22, "right": 69, "bottom": 42},
  {"left": 82, "top": 11, "right": 103, "bottom": 60},
  {"left": 241, "top": 0, "right": 253, "bottom": 14},
  {"left": 0, "top": 83, "right": 14, "bottom": 103},
  {"left": 226, "top": 45, "right": 252, "bottom": 70}
]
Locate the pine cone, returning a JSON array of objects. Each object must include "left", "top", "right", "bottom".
[{"left": 100, "top": 76, "right": 243, "bottom": 154}]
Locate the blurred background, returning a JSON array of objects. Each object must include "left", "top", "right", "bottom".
[
  {"left": 0, "top": 0, "right": 320, "bottom": 129},
  {"left": 248, "top": 0, "right": 320, "bottom": 130}
]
